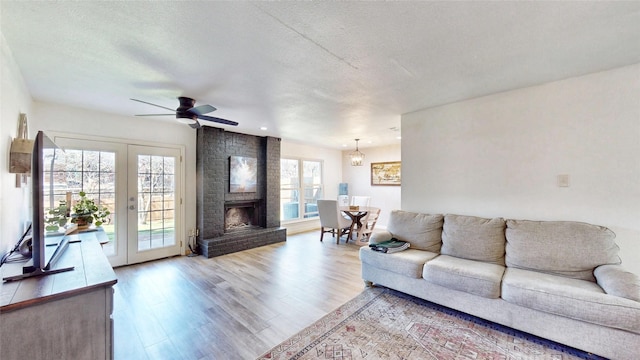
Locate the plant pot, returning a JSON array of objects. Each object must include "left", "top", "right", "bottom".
[{"left": 74, "top": 216, "right": 92, "bottom": 230}]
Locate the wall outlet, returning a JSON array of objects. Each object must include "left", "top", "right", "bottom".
[{"left": 557, "top": 174, "right": 570, "bottom": 187}]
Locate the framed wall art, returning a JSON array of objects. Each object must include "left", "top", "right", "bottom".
[
  {"left": 230, "top": 156, "right": 257, "bottom": 193},
  {"left": 371, "top": 161, "right": 401, "bottom": 186}
]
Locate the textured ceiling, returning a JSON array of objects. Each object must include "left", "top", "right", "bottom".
[{"left": 2, "top": 1, "right": 639, "bottom": 149}]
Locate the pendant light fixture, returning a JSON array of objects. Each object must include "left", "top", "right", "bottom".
[{"left": 349, "top": 139, "right": 365, "bottom": 166}]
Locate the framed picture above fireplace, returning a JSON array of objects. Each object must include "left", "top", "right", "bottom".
[{"left": 230, "top": 156, "right": 257, "bottom": 193}]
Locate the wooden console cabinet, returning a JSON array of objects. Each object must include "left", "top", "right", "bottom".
[{"left": 0, "top": 230, "right": 117, "bottom": 360}]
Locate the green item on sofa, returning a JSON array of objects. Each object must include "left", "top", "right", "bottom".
[
  {"left": 369, "top": 239, "right": 410, "bottom": 253},
  {"left": 369, "top": 238, "right": 407, "bottom": 248}
]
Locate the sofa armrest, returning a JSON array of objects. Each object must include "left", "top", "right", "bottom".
[
  {"left": 594, "top": 264, "right": 640, "bottom": 302},
  {"left": 369, "top": 230, "right": 393, "bottom": 245}
]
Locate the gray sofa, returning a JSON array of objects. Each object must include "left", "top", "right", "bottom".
[{"left": 360, "top": 210, "right": 640, "bottom": 360}]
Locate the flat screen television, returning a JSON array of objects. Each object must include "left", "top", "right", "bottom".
[{"left": 3, "top": 131, "right": 74, "bottom": 281}]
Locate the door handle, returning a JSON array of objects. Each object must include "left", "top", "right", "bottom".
[{"left": 129, "top": 205, "right": 135, "bottom": 210}]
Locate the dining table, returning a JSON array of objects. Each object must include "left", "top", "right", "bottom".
[{"left": 339, "top": 206, "right": 380, "bottom": 241}]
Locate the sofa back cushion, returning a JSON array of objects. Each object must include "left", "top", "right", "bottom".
[
  {"left": 387, "top": 210, "right": 443, "bottom": 252},
  {"left": 505, "top": 220, "right": 620, "bottom": 282},
  {"left": 442, "top": 214, "right": 506, "bottom": 265}
]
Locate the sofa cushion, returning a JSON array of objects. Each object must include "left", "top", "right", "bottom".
[
  {"left": 422, "top": 255, "right": 505, "bottom": 299},
  {"left": 387, "top": 210, "right": 443, "bottom": 252},
  {"left": 505, "top": 220, "right": 620, "bottom": 281},
  {"left": 442, "top": 214, "right": 506, "bottom": 265},
  {"left": 502, "top": 268, "right": 640, "bottom": 334},
  {"left": 594, "top": 264, "right": 640, "bottom": 302},
  {"left": 368, "top": 230, "right": 393, "bottom": 245},
  {"left": 359, "top": 247, "right": 438, "bottom": 279}
]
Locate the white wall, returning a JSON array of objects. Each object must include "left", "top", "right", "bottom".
[
  {"left": 341, "top": 144, "right": 401, "bottom": 229},
  {"left": 0, "top": 33, "right": 33, "bottom": 257},
  {"left": 402, "top": 64, "right": 640, "bottom": 276},
  {"left": 280, "top": 140, "right": 343, "bottom": 234},
  {"left": 31, "top": 101, "right": 198, "bottom": 254},
  {"left": 280, "top": 141, "right": 401, "bottom": 234}
]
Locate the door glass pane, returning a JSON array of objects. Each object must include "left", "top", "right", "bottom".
[
  {"left": 44, "top": 149, "right": 117, "bottom": 255},
  {"left": 136, "top": 154, "right": 176, "bottom": 251},
  {"left": 163, "top": 156, "right": 174, "bottom": 175}
]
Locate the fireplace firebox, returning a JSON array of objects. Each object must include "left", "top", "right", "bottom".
[{"left": 224, "top": 200, "right": 261, "bottom": 232}]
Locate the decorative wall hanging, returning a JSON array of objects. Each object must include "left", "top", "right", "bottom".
[
  {"left": 230, "top": 156, "right": 257, "bottom": 193},
  {"left": 371, "top": 161, "right": 401, "bottom": 186},
  {"left": 10, "top": 113, "right": 33, "bottom": 187}
]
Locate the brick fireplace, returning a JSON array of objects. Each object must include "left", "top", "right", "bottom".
[{"left": 196, "top": 127, "right": 286, "bottom": 257}]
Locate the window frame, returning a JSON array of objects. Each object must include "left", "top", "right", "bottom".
[{"left": 280, "top": 157, "right": 324, "bottom": 222}]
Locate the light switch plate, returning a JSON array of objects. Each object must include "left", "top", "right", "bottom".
[{"left": 557, "top": 174, "right": 570, "bottom": 187}]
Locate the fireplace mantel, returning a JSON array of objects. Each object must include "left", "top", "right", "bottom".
[{"left": 224, "top": 200, "right": 261, "bottom": 208}]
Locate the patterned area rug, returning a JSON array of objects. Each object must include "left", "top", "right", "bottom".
[{"left": 257, "top": 287, "right": 605, "bottom": 360}]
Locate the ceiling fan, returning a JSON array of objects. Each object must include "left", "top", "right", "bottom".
[{"left": 131, "top": 97, "right": 238, "bottom": 129}]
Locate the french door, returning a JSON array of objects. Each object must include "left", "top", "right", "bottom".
[
  {"left": 127, "top": 146, "right": 181, "bottom": 264},
  {"left": 52, "top": 136, "right": 184, "bottom": 267}
]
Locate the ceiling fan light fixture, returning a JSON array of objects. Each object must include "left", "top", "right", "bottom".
[
  {"left": 176, "top": 114, "right": 197, "bottom": 125},
  {"left": 349, "top": 139, "right": 365, "bottom": 166}
]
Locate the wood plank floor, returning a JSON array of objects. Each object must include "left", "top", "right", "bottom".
[{"left": 113, "top": 231, "right": 368, "bottom": 360}]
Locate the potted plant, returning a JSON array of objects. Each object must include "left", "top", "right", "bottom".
[
  {"left": 45, "top": 200, "right": 69, "bottom": 232},
  {"left": 45, "top": 192, "right": 110, "bottom": 231},
  {"left": 70, "top": 191, "right": 110, "bottom": 229}
]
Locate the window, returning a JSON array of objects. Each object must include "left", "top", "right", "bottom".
[
  {"left": 45, "top": 149, "right": 117, "bottom": 254},
  {"left": 281, "top": 158, "right": 323, "bottom": 221}
]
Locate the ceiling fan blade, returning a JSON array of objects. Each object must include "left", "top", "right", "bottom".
[
  {"left": 197, "top": 115, "right": 239, "bottom": 126},
  {"left": 188, "top": 104, "right": 216, "bottom": 116},
  {"left": 189, "top": 120, "right": 202, "bottom": 129},
  {"left": 130, "top": 98, "right": 176, "bottom": 112},
  {"left": 135, "top": 114, "right": 175, "bottom": 116}
]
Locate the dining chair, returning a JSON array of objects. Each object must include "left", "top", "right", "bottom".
[
  {"left": 349, "top": 196, "right": 371, "bottom": 222},
  {"left": 317, "top": 199, "right": 353, "bottom": 244},
  {"left": 350, "top": 196, "right": 371, "bottom": 207},
  {"left": 356, "top": 208, "right": 381, "bottom": 243}
]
